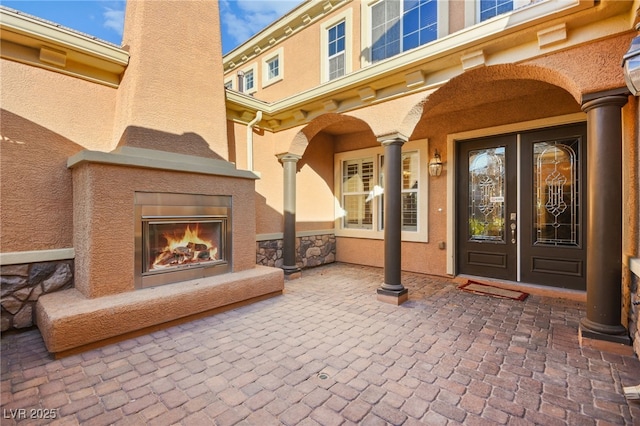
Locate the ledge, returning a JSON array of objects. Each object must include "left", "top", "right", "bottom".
[
  {"left": 256, "top": 229, "right": 336, "bottom": 241},
  {"left": 67, "top": 147, "right": 260, "bottom": 180},
  {"left": 0, "top": 248, "right": 75, "bottom": 266},
  {"left": 629, "top": 257, "right": 640, "bottom": 277},
  {"left": 36, "top": 265, "right": 284, "bottom": 354}
]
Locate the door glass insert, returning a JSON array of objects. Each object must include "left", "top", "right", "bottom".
[
  {"left": 533, "top": 138, "right": 579, "bottom": 246},
  {"left": 468, "top": 147, "right": 505, "bottom": 242}
]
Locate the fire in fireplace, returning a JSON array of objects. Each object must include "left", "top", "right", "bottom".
[
  {"left": 147, "top": 220, "right": 221, "bottom": 270},
  {"left": 135, "top": 193, "right": 232, "bottom": 289}
]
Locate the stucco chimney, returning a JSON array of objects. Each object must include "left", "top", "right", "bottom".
[{"left": 112, "top": 0, "right": 228, "bottom": 159}]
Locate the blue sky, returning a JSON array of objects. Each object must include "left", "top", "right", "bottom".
[{"left": 1, "top": 0, "right": 302, "bottom": 54}]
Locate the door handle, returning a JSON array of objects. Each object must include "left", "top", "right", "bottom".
[{"left": 510, "top": 222, "right": 516, "bottom": 244}]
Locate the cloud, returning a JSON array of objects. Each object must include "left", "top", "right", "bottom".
[
  {"left": 103, "top": 5, "right": 125, "bottom": 36},
  {"left": 221, "top": 0, "right": 301, "bottom": 50}
]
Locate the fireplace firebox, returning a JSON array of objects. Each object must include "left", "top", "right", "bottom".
[{"left": 134, "top": 193, "right": 231, "bottom": 289}]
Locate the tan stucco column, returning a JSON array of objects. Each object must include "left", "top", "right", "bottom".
[
  {"left": 580, "top": 93, "right": 631, "bottom": 344},
  {"left": 277, "top": 153, "right": 302, "bottom": 279},
  {"left": 377, "top": 132, "right": 409, "bottom": 305}
]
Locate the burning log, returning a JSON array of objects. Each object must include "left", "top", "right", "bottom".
[
  {"left": 187, "top": 242, "right": 208, "bottom": 252},
  {"left": 155, "top": 251, "right": 176, "bottom": 266},
  {"left": 153, "top": 242, "right": 217, "bottom": 267}
]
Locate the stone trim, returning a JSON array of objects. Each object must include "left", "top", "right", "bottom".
[
  {"left": 628, "top": 258, "right": 640, "bottom": 360},
  {"left": 1, "top": 260, "right": 74, "bottom": 332},
  {"left": 0, "top": 248, "right": 75, "bottom": 266},
  {"left": 256, "top": 229, "right": 335, "bottom": 241},
  {"left": 257, "top": 233, "right": 336, "bottom": 269}
]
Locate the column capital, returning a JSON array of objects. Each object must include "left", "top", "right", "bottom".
[
  {"left": 376, "top": 131, "right": 409, "bottom": 145},
  {"left": 276, "top": 152, "right": 302, "bottom": 163},
  {"left": 581, "top": 94, "right": 629, "bottom": 113}
]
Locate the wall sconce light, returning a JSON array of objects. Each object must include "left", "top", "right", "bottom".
[
  {"left": 429, "top": 149, "right": 443, "bottom": 177},
  {"left": 622, "top": 34, "right": 640, "bottom": 96}
]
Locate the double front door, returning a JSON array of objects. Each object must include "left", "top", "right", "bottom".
[{"left": 457, "top": 124, "right": 587, "bottom": 290}]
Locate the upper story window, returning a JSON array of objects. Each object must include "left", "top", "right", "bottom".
[
  {"left": 262, "top": 47, "right": 284, "bottom": 88},
  {"left": 238, "top": 62, "right": 258, "bottom": 95},
  {"left": 267, "top": 57, "right": 279, "bottom": 79},
  {"left": 244, "top": 69, "right": 255, "bottom": 92},
  {"left": 328, "top": 21, "right": 346, "bottom": 80},
  {"left": 321, "top": 9, "right": 352, "bottom": 83},
  {"left": 480, "top": 0, "right": 514, "bottom": 21},
  {"left": 224, "top": 80, "right": 233, "bottom": 90},
  {"left": 371, "top": 0, "right": 438, "bottom": 63}
]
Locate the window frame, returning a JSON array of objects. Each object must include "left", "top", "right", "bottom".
[
  {"left": 262, "top": 47, "right": 284, "bottom": 88},
  {"left": 342, "top": 157, "right": 375, "bottom": 230},
  {"left": 334, "top": 139, "right": 429, "bottom": 242},
  {"left": 240, "top": 63, "right": 258, "bottom": 95},
  {"left": 327, "top": 20, "right": 347, "bottom": 81},
  {"left": 362, "top": 0, "right": 448, "bottom": 66},
  {"left": 320, "top": 9, "right": 353, "bottom": 83},
  {"left": 465, "top": 0, "right": 530, "bottom": 27}
]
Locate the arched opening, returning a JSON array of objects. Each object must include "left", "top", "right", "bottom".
[{"left": 408, "top": 64, "right": 588, "bottom": 289}]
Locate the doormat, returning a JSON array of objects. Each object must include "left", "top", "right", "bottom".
[{"left": 459, "top": 280, "right": 528, "bottom": 301}]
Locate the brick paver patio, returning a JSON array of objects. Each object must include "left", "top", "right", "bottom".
[{"left": 2, "top": 263, "right": 639, "bottom": 425}]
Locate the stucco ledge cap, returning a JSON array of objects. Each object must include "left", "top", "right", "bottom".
[{"left": 67, "top": 147, "right": 259, "bottom": 180}]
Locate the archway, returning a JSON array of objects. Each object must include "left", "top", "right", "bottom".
[{"left": 278, "top": 113, "right": 376, "bottom": 276}]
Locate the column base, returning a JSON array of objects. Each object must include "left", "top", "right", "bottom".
[
  {"left": 579, "top": 327, "right": 633, "bottom": 356},
  {"left": 282, "top": 265, "right": 302, "bottom": 280},
  {"left": 579, "top": 319, "right": 631, "bottom": 345},
  {"left": 376, "top": 287, "right": 408, "bottom": 305}
]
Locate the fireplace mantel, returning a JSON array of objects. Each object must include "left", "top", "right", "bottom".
[{"left": 67, "top": 146, "right": 258, "bottom": 180}]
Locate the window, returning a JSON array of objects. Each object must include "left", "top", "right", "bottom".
[
  {"left": 262, "top": 47, "right": 284, "bottom": 87},
  {"left": 342, "top": 158, "right": 375, "bottom": 229},
  {"left": 321, "top": 9, "right": 352, "bottom": 82},
  {"left": 402, "top": 152, "right": 419, "bottom": 231},
  {"left": 480, "top": 0, "right": 514, "bottom": 21},
  {"left": 371, "top": 1, "right": 400, "bottom": 62},
  {"left": 328, "top": 21, "right": 346, "bottom": 80},
  {"left": 224, "top": 80, "right": 233, "bottom": 90},
  {"left": 244, "top": 70, "right": 254, "bottom": 92},
  {"left": 370, "top": 0, "right": 438, "bottom": 63},
  {"left": 267, "top": 57, "right": 279, "bottom": 79},
  {"left": 335, "top": 141, "right": 428, "bottom": 242}
]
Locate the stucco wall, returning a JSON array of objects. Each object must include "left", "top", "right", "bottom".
[
  {"left": 229, "top": 121, "right": 337, "bottom": 236},
  {"left": 1, "top": 61, "right": 117, "bottom": 253},
  {"left": 622, "top": 97, "right": 640, "bottom": 356},
  {"left": 0, "top": 60, "right": 117, "bottom": 151},
  {"left": 526, "top": 32, "right": 635, "bottom": 97},
  {"left": 337, "top": 238, "right": 447, "bottom": 276},
  {"left": 296, "top": 132, "right": 336, "bottom": 232},
  {"left": 113, "top": 1, "right": 228, "bottom": 159}
]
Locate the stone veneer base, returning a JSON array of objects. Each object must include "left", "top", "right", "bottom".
[{"left": 36, "top": 266, "right": 283, "bottom": 354}]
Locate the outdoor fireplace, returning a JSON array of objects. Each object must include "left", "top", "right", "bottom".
[{"left": 134, "top": 192, "right": 232, "bottom": 289}]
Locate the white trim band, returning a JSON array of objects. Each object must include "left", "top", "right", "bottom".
[
  {"left": 1, "top": 248, "right": 75, "bottom": 266},
  {"left": 257, "top": 229, "right": 335, "bottom": 242}
]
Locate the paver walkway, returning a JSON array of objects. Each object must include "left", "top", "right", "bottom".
[{"left": 1, "top": 263, "right": 639, "bottom": 425}]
